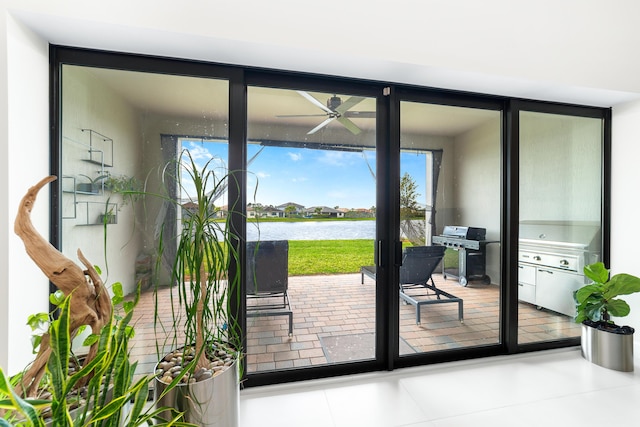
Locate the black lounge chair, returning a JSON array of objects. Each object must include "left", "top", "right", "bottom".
[
  {"left": 361, "top": 245, "right": 463, "bottom": 325},
  {"left": 245, "top": 240, "right": 293, "bottom": 336}
]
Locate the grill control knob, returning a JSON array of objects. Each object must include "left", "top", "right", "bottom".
[
  {"left": 533, "top": 256, "right": 541, "bottom": 261},
  {"left": 560, "top": 259, "right": 569, "bottom": 266}
]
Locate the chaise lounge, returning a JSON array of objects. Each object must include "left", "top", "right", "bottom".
[
  {"left": 361, "top": 245, "right": 463, "bottom": 325},
  {"left": 245, "top": 240, "right": 293, "bottom": 336}
]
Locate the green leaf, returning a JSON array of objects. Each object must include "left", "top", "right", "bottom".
[
  {"left": 574, "top": 284, "right": 602, "bottom": 305},
  {"left": 76, "top": 324, "right": 87, "bottom": 336},
  {"left": 49, "top": 290, "right": 66, "bottom": 306},
  {"left": 123, "top": 377, "right": 150, "bottom": 426},
  {"left": 584, "top": 262, "right": 609, "bottom": 284},
  {"left": 605, "top": 273, "right": 640, "bottom": 299},
  {"left": 123, "top": 301, "right": 134, "bottom": 314},
  {"left": 48, "top": 297, "right": 71, "bottom": 402},
  {"left": 112, "top": 281, "right": 124, "bottom": 298},
  {"left": 82, "top": 334, "right": 99, "bottom": 347},
  {"left": 606, "top": 298, "right": 631, "bottom": 318},
  {"left": 88, "top": 394, "right": 129, "bottom": 424},
  {"left": 584, "top": 301, "right": 606, "bottom": 322},
  {"left": 112, "top": 282, "right": 124, "bottom": 306},
  {"left": 26, "top": 312, "right": 49, "bottom": 331},
  {"left": 0, "top": 368, "right": 45, "bottom": 427},
  {"left": 94, "top": 265, "right": 102, "bottom": 275}
]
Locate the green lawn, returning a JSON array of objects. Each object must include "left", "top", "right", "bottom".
[{"left": 288, "top": 240, "right": 375, "bottom": 275}]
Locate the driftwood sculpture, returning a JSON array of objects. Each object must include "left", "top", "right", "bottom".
[{"left": 13, "top": 176, "right": 112, "bottom": 397}]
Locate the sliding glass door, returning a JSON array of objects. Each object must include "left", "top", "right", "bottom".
[
  {"left": 245, "top": 86, "right": 378, "bottom": 373},
  {"left": 53, "top": 46, "right": 610, "bottom": 388},
  {"left": 517, "top": 108, "right": 604, "bottom": 345},
  {"left": 397, "top": 99, "right": 502, "bottom": 357}
]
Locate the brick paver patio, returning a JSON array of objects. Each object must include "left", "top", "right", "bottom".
[{"left": 128, "top": 273, "right": 581, "bottom": 377}]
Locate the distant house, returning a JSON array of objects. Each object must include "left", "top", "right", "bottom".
[
  {"left": 181, "top": 201, "right": 198, "bottom": 216},
  {"left": 276, "top": 202, "right": 306, "bottom": 216},
  {"left": 181, "top": 201, "right": 227, "bottom": 218},
  {"left": 261, "top": 206, "right": 284, "bottom": 218},
  {"left": 247, "top": 204, "right": 285, "bottom": 218},
  {"left": 215, "top": 205, "right": 228, "bottom": 218},
  {"left": 306, "top": 206, "right": 345, "bottom": 218}
]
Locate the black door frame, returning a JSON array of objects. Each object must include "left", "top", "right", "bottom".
[{"left": 50, "top": 45, "right": 611, "bottom": 389}]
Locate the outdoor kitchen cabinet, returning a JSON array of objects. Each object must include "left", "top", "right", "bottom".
[
  {"left": 517, "top": 264, "right": 536, "bottom": 305},
  {"left": 517, "top": 221, "right": 600, "bottom": 318},
  {"left": 518, "top": 263, "right": 583, "bottom": 317},
  {"left": 535, "top": 268, "right": 583, "bottom": 317}
]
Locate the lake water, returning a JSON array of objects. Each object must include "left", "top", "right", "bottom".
[{"left": 246, "top": 220, "right": 376, "bottom": 241}]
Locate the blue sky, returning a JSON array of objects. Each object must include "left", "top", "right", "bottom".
[{"left": 182, "top": 140, "right": 427, "bottom": 209}]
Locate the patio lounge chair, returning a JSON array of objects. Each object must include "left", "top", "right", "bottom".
[
  {"left": 245, "top": 240, "right": 293, "bottom": 336},
  {"left": 361, "top": 245, "right": 463, "bottom": 325}
]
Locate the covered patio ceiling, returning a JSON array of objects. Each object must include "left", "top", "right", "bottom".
[{"left": 80, "top": 66, "right": 498, "bottom": 143}]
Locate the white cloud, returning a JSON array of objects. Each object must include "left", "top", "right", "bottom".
[
  {"left": 287, "top": 152, "right": 303, "bottom": 161},
  {"left": 256, "top": 171, "right": 270, "bottom": 179},
  {"left": 184, "top": 142, "right": 213, "bottom": 161},
  {"left": 319, "top": 151, "right": 359, "bottom": 166}
]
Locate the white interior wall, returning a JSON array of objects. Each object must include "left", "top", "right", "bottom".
[
  {"left": 610, "top": 100, "right": 640, "bottom": 331},
  {"left": 0, "top": 9, "right": 9, "bottom": 374},
  {"left": 2, "top": 14, "right": 50, "bottom": 373},
  {"left": 61, "top": 66, "right": 143, "bottom": 296},
  {"left": 4, "top": 0, "right": 640, "bottom": 372},
  {"left": 453, "top": 118, "right": 502, "bottom": 284},
  {"left": 519, "top": 113, "right": 602, "bottom": 221}
]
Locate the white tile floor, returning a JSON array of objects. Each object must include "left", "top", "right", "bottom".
[{"left": 240, "top": 347, "right": 640, "bottom": 427}]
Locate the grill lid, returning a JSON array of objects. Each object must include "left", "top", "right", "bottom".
[
  {"left": 441, "top": 226, "right": 486, "bottom": 241},
  {"left": 519, "top": 220, "right": 601, "bottom": 250}
]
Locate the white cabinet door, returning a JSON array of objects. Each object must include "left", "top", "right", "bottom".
[
  {"left": 535, "top": 268, "right": 582, "bottom": 317},
  {"left": 518, "top": 264, "right": 536, "bottom": 305}
]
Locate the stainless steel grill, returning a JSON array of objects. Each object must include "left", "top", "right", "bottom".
[
  {"left": 518, "top": 220, "right": 601, "bottom": 317},
  {"left": 432, "top": 226, "right": 493, "bottom": 286}
]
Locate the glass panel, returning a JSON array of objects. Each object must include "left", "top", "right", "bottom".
[
  {"left": 61, "top": 65, "right": 229, "bottom": 376},
  {"left": 246, "top": 87, "right": 377, "bottom": 373},
  {"left": 399, "top": 101, "right": 501, "bottom": 355},
  {"left": 517, "top": 112, "right": 602, "bottom": 344}
]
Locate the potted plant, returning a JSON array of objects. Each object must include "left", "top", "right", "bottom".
[
  {"left": 0, "top": 289, "right": 191, "bottom": 426},
  {"left": 3, "top": 175, "right": 191, "bottom": 426},
  {"left": 104, "top": 174, "right": 142, "bottom": 209},
  {"left": 152, "top": 150, "right": 242, "bottom": 426},
  {"left": 574, "top": 261, "right": 640, "bottom": 372},
  {"left": 76, "top": 174, "right": 108, "bottom": 194},
  {"left": 99, "top": 206, "right": 117, "bottom": 225}
]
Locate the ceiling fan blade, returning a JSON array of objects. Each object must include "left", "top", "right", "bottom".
[
  {"left": 276, "top": 114, "right": 329, "bottom": 118},
  {"left": 343, "top": 111, "right": 376, "bottom": 119},
  {"left": 307, "top": 117, "right": 335, "bottom": 134},
  {"left": 297, "top": 91, "right": 334, "bottom": 114},
  {"left": 335, "top": 96, "right": 365, "bottom": 114},
  {"left": 337, "top": 117, "right": 362, "bottom": 135}
]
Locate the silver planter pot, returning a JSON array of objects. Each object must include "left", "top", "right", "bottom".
[
  {"left": 154, "top": 359, "right": 239, "bottom": 427},
  {"left": 581, "top": 323, "right": 634, "bottom": 372}
]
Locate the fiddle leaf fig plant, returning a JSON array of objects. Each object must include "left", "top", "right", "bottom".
[{"left": 574, "top": 262, "right": 640, "bottom": 325}]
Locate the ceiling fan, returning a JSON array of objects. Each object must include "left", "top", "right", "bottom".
[{"left": 277, "top": 91, "right": 375, "bottom": 135}]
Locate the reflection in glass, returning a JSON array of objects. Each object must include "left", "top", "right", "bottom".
[
  {"left": 517, "top": 112, "right": 602, "bottom": 344},
  {"left": 245, "top": 87, "right": 377, "bottom": 373},
  {"left": 399, "top": 101, "right": 501, "bottom": 356},
  {"left": 60, "top": 65, "right": 229, "bottom": 376}
]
